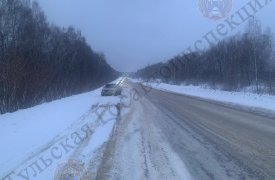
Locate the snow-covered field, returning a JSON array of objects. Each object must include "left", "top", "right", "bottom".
[
  {"left": 0, "top": 79, "right": 124, "bottom": 180},
  {"left": 134, "top": 79, "right": 275, "bottom": 113}
]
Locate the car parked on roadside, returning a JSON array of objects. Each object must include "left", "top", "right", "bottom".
[{"left": 101, "top": 83, "right": 122, "bottom": 96}]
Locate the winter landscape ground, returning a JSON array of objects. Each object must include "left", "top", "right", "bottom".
[
  {"left": 1, "top": 0, "right": 275, "bottom": 180},
  {"left": 1, "top": 78, "right": 275, "bottom": 179}
]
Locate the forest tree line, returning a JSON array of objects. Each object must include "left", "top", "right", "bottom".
[
  {"left": 0, "top": 0, "right": 118, "bottom": 114},
  {"left": 135, "top": 18, "right": 275, "bottom": 94}
]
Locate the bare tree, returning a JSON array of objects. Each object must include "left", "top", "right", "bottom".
[
  {"left": 135, "top": 18, "right": 275, "bottom": 94},
  {"left": 0, "top": 0, "right": 118, "bottom": 114}
]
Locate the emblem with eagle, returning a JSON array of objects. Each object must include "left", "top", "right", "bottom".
[{"left": 199, "top": 0, "right": 232, "bottom": 20}]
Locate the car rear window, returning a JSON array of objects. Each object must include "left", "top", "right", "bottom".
[{"left": 105, "top": 84, "right": 116, "bottom": 88}]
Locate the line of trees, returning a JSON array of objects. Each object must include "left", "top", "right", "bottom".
[
  {"left": 0, "top": 0, "right": 118, "bottom": 114},
  {"left": 135, "top": 18, "right": 275, "bottom": 94}
]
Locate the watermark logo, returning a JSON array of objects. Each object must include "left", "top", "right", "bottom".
[
  {"left": 54, "top": 160, "right": 85, "bottom": 180},
  {"left": 199, "top": 0, "right": 232, "bottom": 20}
]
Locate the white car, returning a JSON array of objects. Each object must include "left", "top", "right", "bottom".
[{"left": 101, "top": 83, "right": 122, "bottom": 96}]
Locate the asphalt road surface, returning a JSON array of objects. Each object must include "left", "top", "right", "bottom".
[{"left": 93, "top": 81, "right": 275, "bottom": 180}]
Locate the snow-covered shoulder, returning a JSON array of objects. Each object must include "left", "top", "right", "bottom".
[
  {"left": 0, "top": 84, "right": 122, "bottom": 179},
  {"left": 143, "top": 81, "right": 275, "bottom": 113}
]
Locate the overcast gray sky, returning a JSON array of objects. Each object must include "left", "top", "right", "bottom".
[{"left": 37, "top": 0, "right": 275, "bottom": 72}]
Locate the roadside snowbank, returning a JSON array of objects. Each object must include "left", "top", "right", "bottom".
[
  {"left": 0, "top": 80, "right": 123, "bottom": 179},
  {"left": 135, "top": 79, "right": 275, "bottom": 113}
]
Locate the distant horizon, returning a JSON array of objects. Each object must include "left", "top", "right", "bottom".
[{"left": 37, "top": 0, "right": 275, "bottom": 72}]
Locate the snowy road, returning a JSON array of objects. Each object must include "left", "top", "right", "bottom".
[{"left": 93, "top": 81, "right": 275, "bottom": 180}]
